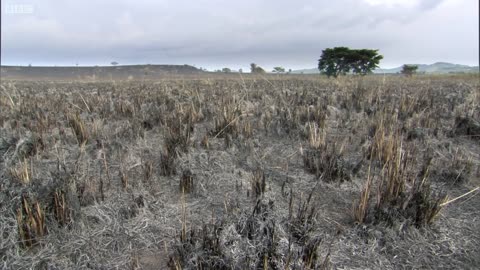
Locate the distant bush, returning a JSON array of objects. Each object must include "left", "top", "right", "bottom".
[
  {"left": 250, "top": 63, "right": 266, "bottom": 74},
  {"left": 401, "top": 64, "right": 419, "bottom": 76}
]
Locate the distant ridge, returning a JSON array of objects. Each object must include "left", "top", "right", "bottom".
[
  {"left": 0, "top": 64, "right": 204, "bottom": 80},
  {"left": 375, "top": 62, "right": 479, "bottom": 74},
  {"left": 291, "top": 62, "right": 479, "bottom": 74}
]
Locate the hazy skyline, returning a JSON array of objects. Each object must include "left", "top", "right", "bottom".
[{"left": 1, "top": 0, "right": 478, "bottom": 70}]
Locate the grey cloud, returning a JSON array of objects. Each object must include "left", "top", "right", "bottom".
[
  {"left": 1, "top": 0, "right": 478, "bottom": 69},
  {"left": 417, "top": 0, "right": 444, "bottom": 10}
]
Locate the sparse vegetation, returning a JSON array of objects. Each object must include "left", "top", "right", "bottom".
[{"left": 0, "top": 74, "right": 479, "bottom": 269}]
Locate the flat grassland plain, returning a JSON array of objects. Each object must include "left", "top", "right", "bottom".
[{"left": 1, "top": 74, "right": 479, "bottom": 269}]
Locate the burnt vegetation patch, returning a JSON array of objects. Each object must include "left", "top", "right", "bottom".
[{"left": 0, "top": 75, "right": 479, "bottom": 269}]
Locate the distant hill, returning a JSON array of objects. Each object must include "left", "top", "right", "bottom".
[
  {"left": 375, "top": 62, "right": 479, "bottom": 74},
  {"left": 289, "top": 68, "right": 320, "bottom": 74},
  {"left": 0, "top": 64, "right": 204, "bottom": 80},
  {"left": 291, "top": 62, "right": 479, "bottom": 74}
]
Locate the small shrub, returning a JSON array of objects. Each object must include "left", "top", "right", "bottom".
[
  {"left": 169, "top": 221, "right": 231, "bottom": 269},
  {"left": 201, "top": 133, "right": 210, "bottom": 149},
  {"left": 453, "top": 116, "right": 480, "bottom": 140},
  {"left": 120, "top": 169, "right": 128, "bottom": 190},
  {"left": 241, "top": 119, "right": 253, "bottom": 139},
  {"left": 302, "top": 237, "right": 322, "bottom": 269},
  {"left": 210, "top": 102, "right": 241, "bottom": 138},
  {"left": 160, "top": 150, "right": 176, "bottom": 176},
  {"left": 12, "top": 133, "right": 44, "bottom": 161},
  {"left": 354, "top": 142, "right": 448, "bottom": 227},
  {"left": 250, "top": 168, "right": 266, "bottom": 198},
  {"left": 303, "top": 143, "right": 350, "bottom": 182},
  {"left": 16, "top": 195, "right": 47, "bottom": 248},
  {"left": 306, "top": 122, "right": 325, "bottom": 149},
  {"left": 289, "top": 191, "right": 318, "bottom": 243},
  {"left": 53, "top": 189, "right": 72, "bottom": 227},
  {"left": 143, "top": 160, "right": 153, "bottom": 183},
  {"left": 179, "top": 169, "right": 194, "bottom": 194},
  {"left": 165, "top": 120, "right": 192, "bottom": 157},
  {"left": 68, "top": 113, "right": 89, "bottom": 145},
  {"left": 9, "top": 159, "right": 31, "bottom": 185}
]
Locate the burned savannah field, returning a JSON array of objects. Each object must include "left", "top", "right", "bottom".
[{"left": 0, "top": 74, "right": 479, "bottom": 269}]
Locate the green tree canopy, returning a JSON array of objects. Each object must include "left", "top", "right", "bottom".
[
  {"left": 401, "top": 64, "right": 418, "bottom": 76},
  {"left": 318, "top": 47, "right": 383, "bottom": 77},
  {"left": 272, "top": 66, "right": 286, "bottom": 73}
]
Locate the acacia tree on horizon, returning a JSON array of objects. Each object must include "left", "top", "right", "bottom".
[
  {"left": 272, "top": 66, "right": 286, "bottom": 73},
  {"left": 318, "top": 47, "right": 383, "bottom": 77}
]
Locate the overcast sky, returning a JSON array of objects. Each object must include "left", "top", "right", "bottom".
[{"left": 1, "top": 0, "right": 478, "bottom": 70}]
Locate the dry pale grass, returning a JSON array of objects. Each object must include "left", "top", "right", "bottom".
[{"left": 0, "top": 74, "right": 479, "bottom": 269}]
